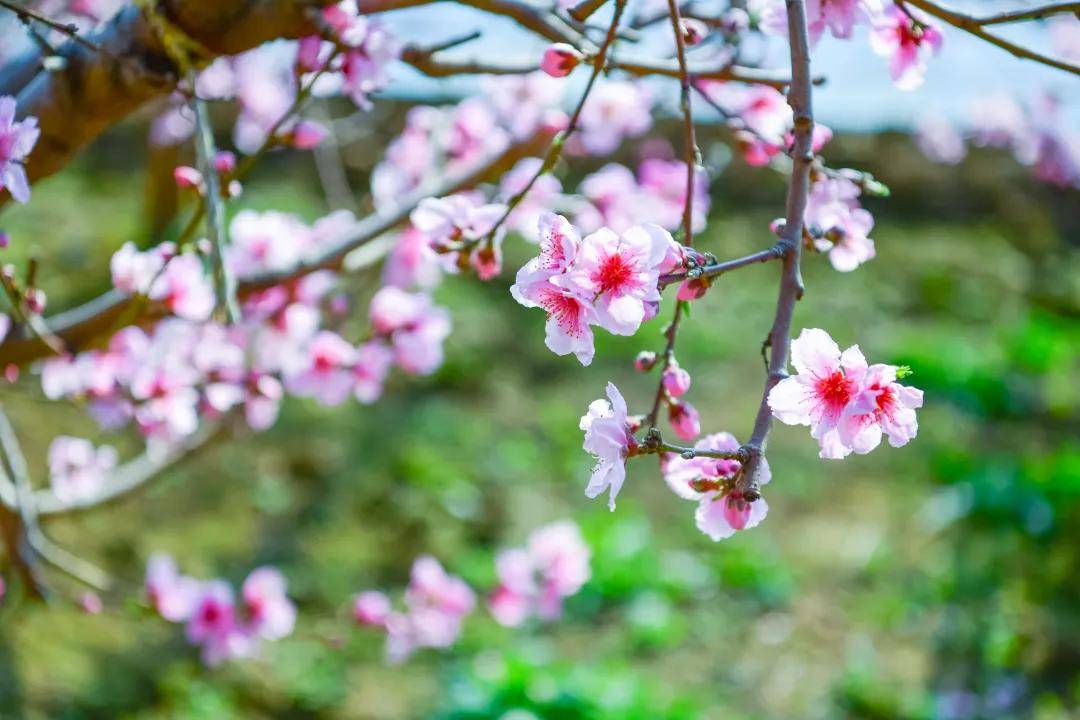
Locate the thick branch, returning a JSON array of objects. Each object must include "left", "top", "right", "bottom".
[
  {"left": 739, "top": 0, "right": 813, "bottom": 496},
  {"left": 902, "top": 0, "right": 1080, "bottom": 76},
  {"left": 0, "top": 128, "right": 555, "bottom": 366},
  {"left": 0, "top": 0, "right": 335, "bottom": 208}
]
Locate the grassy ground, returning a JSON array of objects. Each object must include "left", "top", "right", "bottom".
[{"left": 0, "top": 130, "right": 1077, "bottom": 719}]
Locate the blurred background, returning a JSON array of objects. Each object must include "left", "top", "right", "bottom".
[{"left": 1, "top": 3, "right": 1079, "bottom": 718}]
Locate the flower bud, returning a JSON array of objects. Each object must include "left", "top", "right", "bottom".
[
  {"left": 25, "top": 288, "right": 46, "bottom": 314},
  {"left": 634, "top": 350, "right": 658, "bottom": 372},
  {"left": 0, "top": 231, "right": 8, "bottom": 249},
  {"left": 80, "top": 592, "right": 103, "bottom": 615},
  {"left": 173, "top": 165, "right": 203, "bottom": 190},
  {"left": 214, "top": 150, "right": 237, "bottom": 175},
  {"left": 290, "top": 120, "right": 329, "bottom": 149},
  {"left": 353, "top": 591, "right": 391, "bottom": 626},
  {"left": 679, "top": 18, "right": 709, "bottom": 46},
  {"left": 541, "top": 43, "right": 584, "bottom": 78},
  {"left": 662, "top": 363, "right": 691, "bottom": 398},
  {"left": 668, "top": 400, "right": 700, "bottom": 441},
  {"left": 296, "top": 35, "right": 323, "bottom": 73},
  {"left": 719, "top": 7, "right": 749, "bottom": 34}
]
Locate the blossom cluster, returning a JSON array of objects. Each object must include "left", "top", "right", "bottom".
[
  {"left": 917, "top": 93, "right": 1080, "bottom": 188},
  {"left": 146, "top": 555, "right": 296, "bottom": 666},
  {"left": 353, "top": 556, "right": 476, "bottom": 663},
  {"left": 768, "top": 328, "right": 923, "bottom": 459},
  {"left": 152, "top": 1, "right": 399, "bottom": 152},
  {"left": 488, "top": 521, "right": 591, "bottom": 627},
  {"left": 41, "top": 209, "right": 451, "bottom": 443},
  {"left": 758, "top": 0, "right": 944, "bottom": 90},
  {"left": 511, "top": 212, "right": 679, "bottom": 366},
  {"left": 353, "top": 520, "right": 591, "bottom": 662}
]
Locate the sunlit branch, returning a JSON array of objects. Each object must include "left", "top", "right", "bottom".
[
  {"left": 737, "top": 0, "right": 814, "bottom": 500},
  {"left": 0, "top": 128, "right": 556, "bottom": 367},
  {"left": 973, "top": 2, "right": 1080, "bottom": 25},
  {"left": 901, "top": 0, "right": 1080, "bottom": 76}
]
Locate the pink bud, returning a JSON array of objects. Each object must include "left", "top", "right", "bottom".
[
  {"left": 297, "top": 35, "right": 323, "bottom": 73},
  {"left": 769, "top": 218, "right": 786, "bottom": 236},
  {"left": 668, "top": 400, "right": 700, "bottom": 441},
  {"left": 291, "top": 120, "right": 329, "bottom": 149},
  {"left": 541, "top": 109, "right": 570, "bottom": 134},
  {"left": 3, "top": 365, "right": 17, "bottom": 384},
  {"left": 25, "top": 288, "right": 46, "bottom": 314},
  {"left": 0, "top": 231, "right": 9, "bottom": 249},
  {"left": 353, "top": 591, "right": 391, "bottom": 626},
  {"left": 677, "top": 277, "right": 710, "bottom": 301},
  {"left": 173, "top": 166, "right": 203, "bottom": 190},
  {"left": 679, "top": 18, "right": 709, "bottom": 46},
  {"left": 662, "top": 364, "right": 691, "bottom": 397},
  {"left": 80, "top": 592, "right": 103, "bottom": 614},
  {"left": 214, "top": 151, "right": 237, "bottom": 175},
  {"left": 541, "top": 43, "right": 584, "bottom": 78},
  {"left": 719, "top": 7, "right": 749, "bottom": 34},
  {"left": 634, "top": 350, "right": 657, "bottom": 372}
]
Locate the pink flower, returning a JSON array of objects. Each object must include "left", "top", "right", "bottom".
[
  {"left": 241, "top": 567, "right": 296, "bottom": 641},
  {"left": 580, "top": 382, "right": 635, "bottom": 510},
  {"left": 156, "top": 254, "right": 215, "bottom": 321},
  {"left": 369, "top": 287, "right": 452, "bottom": 375},
  {"left": 228, "top": 210, "right": 307, "bottom": 276},
  {"left": 805, "top": 178, "right": 876, "bottom": 272},
  {"left": 498, "top": 157, "right": 564, "bottom": 241},
  {"left": 146, "top": 554, "right": 201, "bottom": 622},
  {"left": 573, "top": 81, "right": 653, "bottom": 156},
  {"left": 411, "top": 193, "right": 508, "bottom": 279},
  {"left": 186, "top": 580, "right": 237, "bottom": 646},
  {"left": 47, "top": 436, "right": 117, "bottom": 504},
  {"left": 353, "top": 341, "right": 393, "bottom": 404},
  {"left": 488, "top": 521, "right": 590, "bottom": 625},
  {"left": 0, "top": 96, "right": 40, "bottom": 204},
  {"left": 915, "top": 114, "right": 966, "bottom": 165},
  {"left": 761, "top": 0, "right": 883, "bottom": 45},
  {"left": 510, "top": 213, "right": 597, "bottom": 365},
  {"left": 354, "top": 591, "right": 392, "bottom": 626},
  {"left": 557, "top": 224, "right": 670, "bottom": 336},
  {"left": 382, "top": 226, "right": 441, "bottom": 289},
  {"left": 573, "top": 163, "right": 643, "bottom": 234},
  {"left": 541, "top": 43, "right": 584, "bottom": 77},
  {"left": 283, "top": 330, "right": 357, "bottom": 406},
  {"left": 173, "top": 165, "right": 203, "bottom": 190},
  {"left": 870, "top": 6, "right": 943, "bottom": 91},
  {"left": 636, "top": 158, "right": 710, "bottom": 233},
  {"left": 838, "top": 363, "right": 924, "bottom": 453},
  {"left": 662, "top": 432, "right": 770, "bottom": 541},
  {"left": 767, "top": 328, "right": 869, "bottom": 459}
]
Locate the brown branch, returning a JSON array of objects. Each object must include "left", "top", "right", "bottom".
[
  {"left": 0, "top": 127, "right": 556, "bottom": 366},
  {"left": 0, "top": 0, "right": 337, "bottom": 209},
  {"left": 973, "top": 2, "right": 1080, "bottom": 25},
  {"left": 658, "top": 243, "right": 786, "bottom": 287},
  {"left": 901, "top": 0, "right": 1080, "bottom": 77},
  {"left": 738, "top": 0, "right": 813, "bottom": 499},
  {"left": 568, "top": 0, "right": 610, "bottom": 23}
]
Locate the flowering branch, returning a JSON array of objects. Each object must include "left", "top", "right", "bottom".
[
  {"left": 0, "top": 127, "right": 554, "bottom": 367},
  {"left": 658, "top": 243, "right": 787, "bottom": 288},
  {"left": 736, "top": 0, "right": 815, "bottom": 499},
  {"left": 0, "top": 0, "right": 335, "bottom": 208},
  {"left": 900, "top": 0, "right": 1080, "bottom": 76}
]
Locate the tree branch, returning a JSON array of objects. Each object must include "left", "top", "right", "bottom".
[
  {"left": 901, "top": 0, "right": 1080, "bottom": 77},
  {"left": 0, "top": 127, "right": 556, "bottom": 366},
  {"left": 738, "top": 0, "right": 813, "bottom": 499},
  {"left": 0, "top": 0, "right": 337, "bottom": 209},
  {"left": 973, "top": 2, "right": 1080, "bottom": 25}
]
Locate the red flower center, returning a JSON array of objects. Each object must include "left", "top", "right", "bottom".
[
  {"left": 594, "top": 252, "right": 635, "bottom": 294},
  {"left": 816, "top": 370, "right": 855, "bottom": 409}
]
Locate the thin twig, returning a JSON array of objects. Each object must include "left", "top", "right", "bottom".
[
  {"left": 0, "top": 0, "right": 109, "bottom": 57},
  {"left": 973, "top": 2, "right": 1080, "bottom": 25},
  {"left": 658, "top": 243, "right": 786, "bottom": 287},
  {"left": 191, "top": 75, "right": 241, "bottom": 324}
]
